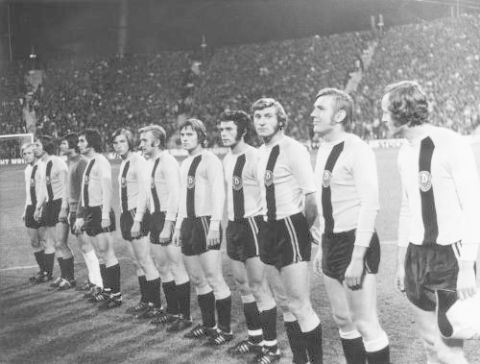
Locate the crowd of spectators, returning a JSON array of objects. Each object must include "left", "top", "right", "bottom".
[
  {"left": 1, "top": 15, "right": 479, "bottom": 159},
  {"left": 357, "top": 14, "right": 480, "bottom": 135}
]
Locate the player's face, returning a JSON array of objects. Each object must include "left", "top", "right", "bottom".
[
  {"left": 23, "top": 147, "right": 35, "bottom": 164},
  {"left": 139, "top": 132, "right": 157, "bottom": 158},
  {"left": 32, "top": 140, "right": 44, "bottom": 158},
  {"left": 219, "top": 121, "right": 239, "bottom": 148},
  {"left": 381, "top": 94, "right": 404, "bottom": 137},
  {"left": 253, "top": 106, "right": 281, "bottom": 139},
  {"left": 59, "top": 140, "right": 70, "bottom": 156},
  {"left": 180, "top": 126, "right": 200, "bottom": 152},
  {"left": 78, "top": 135, "right": 90, "bottom": 155},
  {"left": 311, "top": 95, "right": 336, "bottom": 137},
  {"left": 113, "top": 134, "right": 130, "bottom": 157}
]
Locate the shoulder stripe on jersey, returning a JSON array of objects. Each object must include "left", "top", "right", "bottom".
[
  {"left": 46, "top": 160, "right": 54, "bottom": 201},
  {"left": 151, "top": 158, "right": 161, "bottom": 213},
  {"left": 120, "top": 161, "right": 130, "bottom": 212},
  {"left": 265, "top": 145, "right": 280, "bottom": 221},
  {"left": 30, "top": 164, "right": 38, "bottom": 206},
  {"left": 233, "top": 154, "right": 247, "bottom": 220},
  {"left": 83, "top": 159, "right": 96, "bottom": 208},
  {"left": 322, "top": 142, "right": 344, "bottom": 234},
  {"left": 419, "top": 137, "right": 438, "bottom": 245},
  {"left": 186, "top": 155, "right": 202, "bottom": 218}
]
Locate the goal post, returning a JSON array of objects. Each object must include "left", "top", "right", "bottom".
[{"left": 0, "top": 133, "right": 34, "bottom": 161}]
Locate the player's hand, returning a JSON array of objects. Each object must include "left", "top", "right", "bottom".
[
  {"left": 74, "top": 218, "right": 85, "bottom": 234},
  {"left": 33, "top": 207, "right": 42, "bottom": 222},
  {"left": 101, "top": 218, "right": 110, "bottom": 229},
  {"left": 131, "top": 221, "right": 141, "bottom": 238},
  {"left": 457, "top": 261, "right": 477, "bottom": 300},
  {"left": 395, "top": 265, "right": 406, "bottom": 293},
  {"left": 312, "top": 248, "right": 322, "bottom": 275},
  {"left": 172, "top": 228, "right": 182, "bottom": 247},
  {"left": 345, "top": 257, "right": 365, "bottom": 290},
  {"left": 159, "top": 221, "right": 174, "bottom": 244},
  {"left": 58, "top": 208, "right": 68, "bottom": 221},
  {"left": 207, "top": 228, "right": 220, "bottom": 248}
]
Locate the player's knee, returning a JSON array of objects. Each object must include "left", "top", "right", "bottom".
[
  {"left": 205, "top": 274, "right": 226, "bottom": 291},
  {"left": 352, "top": 318, "right": 379, "bottom": 338},
  {"left": 287, "top": 298, "right": 310, "bottom": 318},
  {"left": 236, "top": 280, "right": 251, "bottom": 297},
  {"left": 332, "top": 311, "right": 352, "bottom": 330}
]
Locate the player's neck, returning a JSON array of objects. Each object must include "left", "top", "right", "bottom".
[
  {"left": 84, "top": 149, "right": 95, "bottom": 159},
  {"left": 120, "top": 151, "right": 131, "bottom": 160},
  {"left": 151, "top": 149, "right": 161, "bottom": 160},
  {"left": 323, "top": 129, "right": 346, "bottom": 143},
  {"left": 264, "top": 130, "right": 284, "bottom": 146},
  {"left": 231, "top": 140, "right": 247, "bottom": 155},
  {"left": 404, "top": 124, "right": 431, "bottom": 144},
  {"left": 40, "top": 153, "right": 49, "bottom": 162},
  {"left": 188, "top": 145, "right": 202, "bottom": 156}
]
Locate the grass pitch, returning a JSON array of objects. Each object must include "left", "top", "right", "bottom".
[{"left": 1, "top": 147, "right": 479, "bottom": 364}]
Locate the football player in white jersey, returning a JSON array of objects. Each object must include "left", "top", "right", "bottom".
[
  {"left": 311, "top": 88, "right": 390, "bottom": 364},
  {"left": 253, "top": 98, "right": 323, "bottom": 364},
  {"left": 383, "top": 81, "right": 480, "bottom": 364}
]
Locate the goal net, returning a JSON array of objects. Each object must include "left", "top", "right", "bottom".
[{"left": 0, "top": 133, "right": 34, "bottom": 161}]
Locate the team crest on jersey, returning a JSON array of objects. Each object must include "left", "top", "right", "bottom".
[
  {"left": 187, "top": 176, "right": 195, "bottom": 189},
  {"left": 30, "top": 178, "right": 35, "bottom": 187},
  {"left": 322, "top": 170, "right": 332, "bottom": 188},
  {"left": 419, "top": 171, "right": 432, "bottom": 192},
  {"left": 121, "top": 177, "right": 127, "bottom": 187},
  {"left": 232, "top": 175, "right": 243, "bottom": 191},
  {"left": 46, "top": 176, "right": 51, "bottom": 185},
  {"left": 264, "top": 170, "right": 274, "bottom": 187}
]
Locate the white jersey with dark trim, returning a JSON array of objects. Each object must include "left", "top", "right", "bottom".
[
  {"left": 223, "top": 145, "right": 262, "bottom": 221},
  {"left": 257, "top": 135, "right": 316, "bottom": 220},
  {"left": 118, "top": 152, "right": 148, "bottom": 221},
  {"left": 314, "top": 133, "right": 379, "bottom": 247},
  {"left": 147, "top": 150, "right": 180, "bottom": 222},
  {"left": 397, "top": 125, "right": 480, "bottom": 260}
]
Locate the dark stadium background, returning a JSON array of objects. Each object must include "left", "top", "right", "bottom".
[{"left": 0, "top": 0, "right": 455, "bottom": 60}]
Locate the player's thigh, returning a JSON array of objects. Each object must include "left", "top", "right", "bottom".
[
  {"left": 198, "top": 249, "right": 223, "bottom": 279},
  {"left": 323, "top": 274, "right": 352, "bottom": 324},
  {"left": 280, "top": 261, "right": 311, "bottom": 303},
  {"left": 183, "top": 255, "right": 208, "bottom": 287},
  {"left": 411, "top": 302, "right": 440, "bottom": 343},
  {"left": 27, "top": 227, "right": 41, "bottom": 246},
  {"left": 231, "top": 259, "right": 248, "bottom": 286},
  {"left": 96, "top": 232, "right": 114, "bottom": 254},
  {"left": 344, "top": 273, "right": 380, "bottom": 325},
  {"left": 244, "top": 256, "right": 265, "bottom": 285},
  {"left": 164, "top": 244, "right": 184, "bottom": 267},
  {"left": 151, "top": 244, "right": 170, "bottom": 267},
  {"left": 130, "top": 237, "right": 152, "bottom": 263},
  {"left": 265, "top": 264, "right": 289, "bottom": 311}
]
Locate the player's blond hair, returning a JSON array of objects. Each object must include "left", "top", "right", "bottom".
[
  {"left": 315, "top": 88, "right": 354, "bottom": 124},
  {"left": 138, "top": 125, "right": 167, "bottom": 148}
]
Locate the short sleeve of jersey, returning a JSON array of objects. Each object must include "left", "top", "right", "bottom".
[{"left": 289, "top": 141, "right": 316, "bottom": 194}]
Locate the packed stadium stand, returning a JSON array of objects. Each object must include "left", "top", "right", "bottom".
[{"left": 1, "top": 15, "right": 480, "bottom": 157}]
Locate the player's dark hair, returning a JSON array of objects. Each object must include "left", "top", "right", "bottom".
[
  {"left": 251, "top": 98, "right": 288, "bottom": 129},
  {"left": 36, "top": 135, "right": 56, "bottom": 155},
  {"left": 315, "top": 88, "right": 354, "bottom": 124},
  {"left": 219, "top": 110, "right": 252, "bottom": 142},
  {"left": 138, "top": 125, "right": 167, "bottom": 149},
  {"left": 63, "top": 133, "right": 80, "bottom": 153},
  {"left": 179, "top": 118, "right": 207, "bottom": 144},
  {"left": 384, "top": 81, "right": 429, "bottom": 127},
  {"left": 80, "top": 128, "right": 103, "bottom": 153},
  {"left": 112, "top": 127, "right": 135, "bottom": 150}
]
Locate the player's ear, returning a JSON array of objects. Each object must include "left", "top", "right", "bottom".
[{"left": 334, "top": 110, "right": 346, "bottom": 124}]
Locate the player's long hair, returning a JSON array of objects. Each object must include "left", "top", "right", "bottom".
[
  {"left": 112, "top": 127, "right": 136, "bottom": 151},
  {"left": 179, "top": 118, "right": 207, "bottom": 144},
  {"left": 384, "top": 81, "right": 429, "bottom": 127},
  {"left": 315, "top": 88, "right": 354, "bottom": 125},
  {"left": 138, "top": 125, "right": 167, "bottom": 149},
  {"left": 36, "top": 135, "right": 56, "bottom": 155},
  {"left": 81, "top": 129, "right": 103, "bottom": 153},
  {"left": 251, "top": 98, "right": 288, "bottom": 129},
  {"left": 63, "top": 133, "right": 80, "bottom": 153},
  {"left": 219, "top": 110, "right": 254, "bottom": 143}
]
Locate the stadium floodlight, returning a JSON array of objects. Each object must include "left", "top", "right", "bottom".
[{"left": 0, "top": 133, "right": 35, "bottom": 161}]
